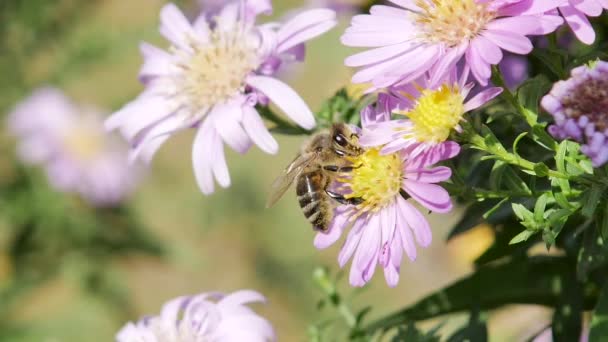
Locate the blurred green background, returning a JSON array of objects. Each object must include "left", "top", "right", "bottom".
[{"left": 0, "top": 0, "right": 554, "bottom": 340}]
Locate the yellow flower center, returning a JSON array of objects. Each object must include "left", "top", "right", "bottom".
[
  {"left": 343, "top": 148, "right": 402, "bottom": 212},
  {"left": 398, "top": 84, "right": 465, "bottom": 144},
  {"left": 414, "top": 0, "right": 496, "bottom": 47},
  {"left": 62, "top": 121, "right": 106, "bottom": 162},
  {"left": 181, "top": 28, "right": 259, "bottom": 110}
]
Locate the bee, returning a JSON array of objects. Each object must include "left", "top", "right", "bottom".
[{"left": 266, "top": 123, "right": 365, "bottom": 232}]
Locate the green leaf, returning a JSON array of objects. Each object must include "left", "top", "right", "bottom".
[
  {"left": 581, "top": 186, "right": 604, "bottom": 218},
  {"left": 589, "top": 281, "right": 608, "bottom": 340},
  {"left": 361, "top": 257, "right": 597, "bottom": 335},
  {"left": 533, "top": 163, "right": 550, "bottom": 177},
  {"left": 577, "top": 224, "right": 608, "bottom": 281},
  {"left": 446, "top": 313, "right": 488, "bottom": 342},
  {"left": 390, "top": 322, "right": 442, "bottom": 342},
  {"left": 517, "top": 74, "right": 552, "bottom": 114},
  {"left": 534, "top": 194, "right": 549, "bottom": 222},
  {"left": 512, "top": 203, "right": 533, "bottom": 222},
  {"left": 551, "top": 278, "right": 583, "bottom": 342},
  {"left": 510, "top": 230, "right": 535, "bottom": 245}
]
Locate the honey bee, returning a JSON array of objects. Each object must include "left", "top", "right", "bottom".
[{"left": 266, "top": 123, "right": 365, "bottom": 232}]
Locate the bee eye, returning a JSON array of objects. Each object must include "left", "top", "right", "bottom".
[{"left": 334, "top": 133, "right": 348, "bottom": 147}]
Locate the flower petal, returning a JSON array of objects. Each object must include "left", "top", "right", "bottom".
[
  {"left": 246, "top": 75, "right": 315, "bottom": 130},
  {"left": 402, "top": 180, "right": 452, "bottom": 213}
]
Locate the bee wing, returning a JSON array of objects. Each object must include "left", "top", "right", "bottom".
[{"left": 266, "top": 153, "right": 316, "bottom": 208}]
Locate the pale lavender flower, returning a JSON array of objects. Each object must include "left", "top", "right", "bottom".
[
  {"left": 116, "top": 290, "right": 275, "bottom": 342},
  {"left": 557, "top": 0, "right": 608, "bottom": 44},
  {"left": 500, "top": 54, "right": 530, "bottom": 89},
  {"left": 314, "top": 101, "right": 459, "bottom": 287},
  {"left": 106, "top": 1, "right": 337, "bottom": 195},
  {"left": 341, "top": 0, "right": 565, "bottom": 88},
  {"left": 359, "top": 67, "right": 502, "bottom": 158},
  {"left": 7, "top": 87, "right": 139, "bottom": 207},
  {"left": 541, "top": 60, "right": 608, "bottom": 166}
]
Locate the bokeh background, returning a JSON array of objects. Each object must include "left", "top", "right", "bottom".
[{"left": 0, "top": 0, "right": 554, "bottom": 340}]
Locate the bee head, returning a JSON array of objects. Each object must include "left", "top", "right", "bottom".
[{"left": 330, "top": 123, "right": 363, "bottom": 156}]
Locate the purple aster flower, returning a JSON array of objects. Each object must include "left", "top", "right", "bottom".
[
  {"left": 541, "top": 60, "right": 608, "bottom": 166},
  {"left": 341, "top": 0, "right": 566, "bottom": 88},
  {"left": 105, "top": 1, "right": 337, "bottom": 195},
  {"left": 557, "top": 0, "right": 608, "bottom": 44},
  {"left": 116, "top": 290, "right": 275, "bottom": 341},
  {"left": 7, "top": 88, "right": 139, "bottom": 207},
  {"left": 314, "top": 102, "right": 459, "bottom": 287},
  {"left": 359, "top": 67, "right": 502, "bottom": 158}
]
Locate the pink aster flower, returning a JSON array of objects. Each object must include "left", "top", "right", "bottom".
[
  {"left": 7, "top": 87, "right": 139, "bottom": 207},
  {"left": 541, "top": 60, "right": 608, "bottom": 167},
  {"left": 557, "top": 0, "right": 608, "bottom": 44},
  {"left": 314, "top": 102, "right": 459, "bottom": 287},
  {"left": 359, "top": 67, "right": 502, "bottom": 158},
  {"left": 341, "top": 0, "right": 566, "bottom": 88},
  {"left": 116, "top": 290, "right": 275, "bottom": 342},
  {"left": 105, "top": 1, "right": 337, "bottom": 195}
]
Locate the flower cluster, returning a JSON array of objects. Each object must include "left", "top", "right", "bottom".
[
  {"left": 542, "top": 61, "right": 608, "bottom": 166},
  {"left": 117, "top": 290, "right": 275, "bottom": 342},
  {"left": 8, "top": 87, "right": 139, "bottom": 207},
  {"left": 8, "top": 1, "right": 608, "bottom": 339}
]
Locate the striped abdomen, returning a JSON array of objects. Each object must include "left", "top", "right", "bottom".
[{"left": 296, "top": 171, "right": 332, "bottom": 231}]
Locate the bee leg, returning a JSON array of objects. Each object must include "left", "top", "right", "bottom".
[
  {"left": 325, "top": 190, "right": 363, "bottom": 205},
  {"left": 323, "top": 165, "right": 358, "bottom": 173}
]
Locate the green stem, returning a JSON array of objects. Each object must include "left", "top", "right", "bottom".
[
  {"left": 257, "top": 105, "right": 311, "bottom": 135},
  {"left": 491, "top": 66, "right": 527, "bottom": 119}
]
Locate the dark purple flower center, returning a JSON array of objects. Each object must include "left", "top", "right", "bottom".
[{"left": 561, "top": 76, "right": 608, "bottom": 131}]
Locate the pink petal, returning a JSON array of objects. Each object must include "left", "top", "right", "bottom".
[
  {"left": 338, "top": 218, "right": 365, "bottom": 267},
  {"left": 499, "top": 0, "right": 567, "bottom": 15},
  {"left": 246, "top": 75, "right": 315, "bottom": 130},
  {"left": 486, "top": 16, "right": 543, "bottom": 35},
  {"left": 560, "top": 5, "right": 596, "bottom": 45},
  {"left": 398, "top": 198, "right": 432, "bottom": 247},
  {"left": 405, "top": 166, "right": 452, "bottom": 183},
  {"left": 277, "top": 9, "right": 337, "bottom": 54},
  {"left": 482, "top": 29, "right": 533, "bottom": 55},
  {"left": 242, "top": 106, "right": 278, "bottom": 154},
  {"left": 159, "top": 3, "right": 194, "bottom": 50},
  {"left": 345, "top": 42, "right": 415, "bottom": 67},
  {"left": 470, "top": 36, "right": 503, "bottom": 65},
  {"left": 219, "top": 290, "right": 266, "bottom": 307},
  {"left": 396, "top": 206, "right": 417, "bottom": 260},
  {"left": 387, "top": 0, "right": 420, "bottom": 11},
  {"left": 192, "top": 120, "right": 219, "bottom": 194},
  {"left": 407, "top": 141, "right": 461, "bottom": 168},
  {"left": 573, "top": 0, "right": 604, "bottom": 16},
  {"left": 466, "top": 44, "right": 492, "bottom": 85},
  {"left": 212, "top": 104, "right": 253, "bottom": 154},
  {"left": 464, "top": 87, "right": 503, "bottom": 112},
  {"left": 403, "top": 180, "right": 452, "bottom": 213},
  {"left": 429, "top": 43, "right": 467, "bottom": 87},
  {"left": 314, "top": 210, "right": 349, "bottom": 249}
]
